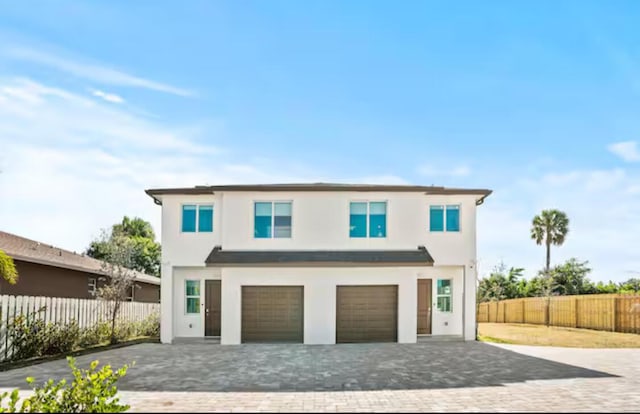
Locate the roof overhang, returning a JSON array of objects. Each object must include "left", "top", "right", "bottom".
[
  {"left": 205, "top": 246, "right": 434, "bottom": 267},
  {"left": 145, "top": 184, "right": 492, "bottom": 206},
  {"left": 10, "top": 255, "right": 161, "bottom": 286}
]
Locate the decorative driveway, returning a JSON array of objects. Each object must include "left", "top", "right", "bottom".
[{"left": 1, "top": 341, "right": 639, "bottom": 412}]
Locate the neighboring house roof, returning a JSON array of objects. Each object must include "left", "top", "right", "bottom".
[
  {"left": 0, "top": 231, "right": 160, "bottom": 285},
  {"left": 205, "top": 246, "right": 435, "bottom": 266},
  {"left": 145, "top": 183, "right": 492, "bottom": 205}
]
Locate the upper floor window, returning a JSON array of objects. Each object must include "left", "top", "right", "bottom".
[
  {"left": 182, "top": 205, "right": 214, "bottom": 233},
  {"left": 429, "top": 205, "right": 460, "bottom": 232},
  {"left": 255, "top": 202, "right": 292, "bottom": 238},
  {"left": 350, "top": 201, "right": 387, "bottom": 238}
]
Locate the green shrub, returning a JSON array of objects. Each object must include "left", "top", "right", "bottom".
[
  {"left": 0, "top": 357, "right": 131, "bottom": 413},
  {"left": 8, "top": 315, "right": 47, "bottom": 361},
  {"left": 8, "top": 313, "right": 159, "bottom": 362},
  {"left": 43, "top": 321, "right": 80, "bottom": 356},
  {"left": 134, "top": 313, "right": 159, "bottom": 338},
  {"left": 0, "top": 249, "right": 18, "bottom": 285},
  {"left": 78, "top": 322, "right": 112, "bottom": 348},
  {"left": 0, "top": 390, "right": 20, "bottom": 413},
  {"left": 9, "top": 316, "right": 80, "bottom": 361}
]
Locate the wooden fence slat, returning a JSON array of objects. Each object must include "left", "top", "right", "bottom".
[
  {"left": 0, "top": 294, "right": 159, "bottom": 362},
  {"left": 1, "top": 295, "right": 9, "bottom": 361},
  {"left": 478, "top": 293, "right": 640, "bottom": 335}
]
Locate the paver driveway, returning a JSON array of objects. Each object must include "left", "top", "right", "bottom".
[{"left": 1, "top": 341, "right": 639, "bottom": 412}]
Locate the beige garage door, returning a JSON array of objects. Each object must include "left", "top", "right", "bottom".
[
  {"left": 336, "top": 285, "right": 398, "bottom": 343},
  {"left": 241, "top": 286, "right": 304, "bottom": 343}
]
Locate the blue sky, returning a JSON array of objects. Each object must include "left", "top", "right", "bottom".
[{"left": 1, "top": 1, "right": 639, "bottom": 282}]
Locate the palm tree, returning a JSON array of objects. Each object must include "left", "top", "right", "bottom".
[
  {"left": 530, "top": 209, "right": 569, "bottom": 326},
  {"left": 531, "top": 209, "right": 570, "bottom": 274}
]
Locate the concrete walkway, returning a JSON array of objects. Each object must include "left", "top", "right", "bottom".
[{"left": 1, "top": 341, "right": 638, "bottom": 412}]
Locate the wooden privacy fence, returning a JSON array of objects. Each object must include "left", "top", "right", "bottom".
[
  {"left": 0, "top": 294, "right": 160, "bottom": 362},
  {"left": 477, "top": 294, "right": 640, "bottom": 333}
]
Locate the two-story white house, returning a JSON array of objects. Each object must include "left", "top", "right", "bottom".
[{"left": 145, "top": 183, "right": 491, "bottom": 345}]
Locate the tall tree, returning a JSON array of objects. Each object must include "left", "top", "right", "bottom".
[
  {"left": 113, "top": 216, "right": 156, "bottom": 240},
  {"left": 95, "top": 233, "right": 139, "bottom": 344},
  {"left": 550, "top": 258, "right": 594, "bottom": 295},
  {"left": 0, "top": 249, "right": 18, "bottom": 286},
  {"left": 87, "top": 216, "right": 161, "bottom": 276},
  {"left": 530, "top": 209, "right": 570, "bottom": 274},
  {"left": 478, "top": 262, "right": 524, "bottom": 302},
  {"left": 620, "top": 277, "right": 640, "bottom": 293},
  {"left": 530, "top": 209, "right": 569, "bottom": 326}
]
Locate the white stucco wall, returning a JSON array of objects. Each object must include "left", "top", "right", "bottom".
[
  {"left": 159, "top": 191, "right": 478, "bottom": 266},
  {"left": 167, "top": 265, "right": 464, "bottom": 344},
  {"left": 158, "top": 190, "right": 481, "bottom": 344},
  {"left": 160, "top": 194, "right": 221, "bottom": 267},
  {"left": 171, "top": 267, "right": 221, "bottom": 338}
]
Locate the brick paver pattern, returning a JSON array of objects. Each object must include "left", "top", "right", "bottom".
[{"left": 1, "top": 341, "right": 638, "bottom": 412}]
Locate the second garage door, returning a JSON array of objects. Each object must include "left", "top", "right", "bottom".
[
  {"left": 241, "top": 286, "right": 304, "bottom": 343},
  {"left": 336, "top": 285, "right": 398, "bottom": 343}
]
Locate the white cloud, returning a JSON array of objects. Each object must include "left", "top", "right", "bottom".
[
  {"left": 5, "top": 47, "right": 192, "bottom": 97},
  {"left": 417, "top": 164, "right": 471, "bottom": 177},
  {"left": 0, "top": 77, "right": 305, "bottom": 253},
  {"left": 90, "top": 88, "right": 124, "bottom": 104},
  {"left": 608, "top": 141, "right": 640, "bottom": 162},
  {"left": 478, "top": 168, "right": 640, "bottom": 283},
  {"left": 2, "top": 78, "right": 639, "bottom": 285}
]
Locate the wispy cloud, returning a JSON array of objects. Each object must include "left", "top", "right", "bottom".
[
  {"left": 0, "top": 77, "right": 301, "bottom": 251},
  {"left": 5, "top": 47, "right": 192, "bottom": 97},
  {"left": 417, "top": 164, "right": 471, "bottom": 177},
  {"left": 608, "top": 141, "right": 640, "bottom": 162},
  {"left": 90, "top": 88, "right": 124, "bottom": 104}
]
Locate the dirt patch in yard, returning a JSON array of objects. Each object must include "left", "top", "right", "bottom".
[{"left": 479, "top": 323, "right": 640, "bottom": 348}]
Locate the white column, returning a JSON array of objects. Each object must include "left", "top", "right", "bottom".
[
  {"left": 220, "top": 269, "right": 241, "bottom": 344},
  {"left": 463, "top": 263, "right": 477, "bottom": 340},
  {"left": 398, "top": 274, "right": 418, "bottom": 343},
  {"left": 160, "top": 262, "right": 173, "bottom": 344}
]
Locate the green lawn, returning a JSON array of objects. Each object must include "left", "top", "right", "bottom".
[{"left": 478, "top": 322, "right": 640, "bottom": 348}]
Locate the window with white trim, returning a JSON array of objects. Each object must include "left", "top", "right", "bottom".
[
  {"left": 185, "top": 280, "right": 200, "bottom": 313},
  {"left": 349, "top": 201, "right": 387, "bottom": 238},
  {"left": 436, "top": 279, "right": 452, "bottom": 312},
  {"left": 429, "top": 204, "right": 460, "bottom": 232},
  {"left": 88, "top": 277, "right": 97, "bottom": 296},
  {"left": 182, "top": 205, "right": 214, "bottom": 233},
  {"left": 126, "top": 285, "right": 134, "bottom": 302},
  {"left": 254, "top": 202, "right": 292, "bottom": 238}
]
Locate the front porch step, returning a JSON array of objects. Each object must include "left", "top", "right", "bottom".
[
  {"left": 417, "top": 335, "right": 463, "bottom": 343},
  {"left": 173, "top": 337, "right": 221, "bottom": 344}
]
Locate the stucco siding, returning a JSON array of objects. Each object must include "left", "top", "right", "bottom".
[
  {"left": 159, "top": 189, "right": 481, "bottom": 345},
  {"left": 167, "top": 265, "right": 465, "bottom": 344}
]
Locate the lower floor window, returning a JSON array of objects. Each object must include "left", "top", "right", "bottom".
[
  {"left": 436, "top": 279, "right": 452, "bottom": 312},
  {"left": 185, "top": 280, "right": 200, "bottom": 313}
]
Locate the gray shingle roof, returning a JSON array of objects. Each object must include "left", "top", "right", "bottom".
[
  {"left": 0, "top": 231, "right": 160, "bottom": 285},
  {"left": 146, "top": 182, "right": 491, "bottom": 196},
  {"left": 205, "top": 246, "right": 435, "bottom": 266}
]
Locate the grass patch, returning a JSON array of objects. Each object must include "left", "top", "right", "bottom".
[
  {"left": 477, "top": 334, "right": 514, "bottom": 344},
  {"left": 478, "top": 323, "right": 640, "bottom": 348}
]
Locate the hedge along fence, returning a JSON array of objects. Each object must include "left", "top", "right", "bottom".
[
  {"left": 477, "top": 293, "right": 640, "bottom": 333},
  {"left": 0, "top": 294, "right": 160, "bottom": 362}
]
